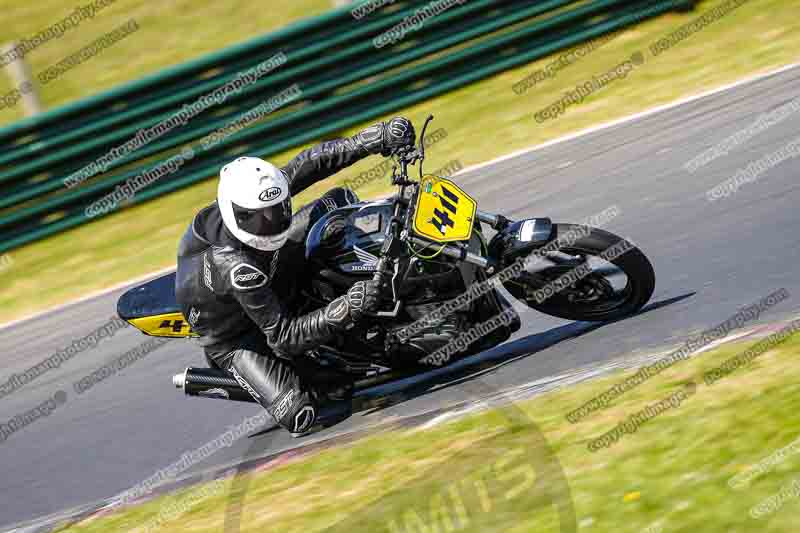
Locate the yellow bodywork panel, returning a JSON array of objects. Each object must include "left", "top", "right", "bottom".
[
  {"left": 412, "top": 175, "right": 477, "bottom": 243},
  {"left": 128, "top": 312, "right": 196, "bottom": 338}
]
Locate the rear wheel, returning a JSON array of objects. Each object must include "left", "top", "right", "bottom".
[{"left": 503, "top": 223, "right": 655, "bottom": 322}]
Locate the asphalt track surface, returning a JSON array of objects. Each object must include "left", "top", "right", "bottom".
[{"left": 2, "top": 64, "right": 800, "bottom": 530}]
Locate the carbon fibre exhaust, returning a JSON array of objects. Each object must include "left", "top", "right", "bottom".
[
  {"left": 173, "top": 367, "right": 258, "bottom": 403},
  {"left": 174, "top": 365, "right": 410, "bottom": 404}
]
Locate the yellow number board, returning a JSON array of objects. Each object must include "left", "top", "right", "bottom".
[{"left": 413, "top": 175, "right": 477, "bottom": 243}]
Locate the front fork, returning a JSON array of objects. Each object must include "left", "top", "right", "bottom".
[
  {"left": 397, "top": 209, "right": 511, "bottom": 273},
  {"left": 371, "top": 206, "right": 553, "bottom": 313},
  {"left": 403, "top": 210, "right": 553, "bottom": 275}
]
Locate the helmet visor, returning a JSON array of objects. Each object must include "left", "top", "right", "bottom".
[{"left": 231, "top": 198, "right": 292, "bottom": 237}]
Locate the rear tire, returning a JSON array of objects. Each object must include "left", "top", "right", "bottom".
[{"left": 504, "top": 223, "right": 655, "bottom": 322}]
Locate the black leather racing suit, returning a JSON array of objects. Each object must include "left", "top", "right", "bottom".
[{"left": 175, "top": 126, "right": 388, "bottom": 435}]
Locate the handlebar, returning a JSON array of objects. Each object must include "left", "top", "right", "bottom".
[
  {"left": 367, "top": 114, "right": 435, "bottom": 318},
  {"left": 389, "top": 114, "right": 434, "bottom": 183}
]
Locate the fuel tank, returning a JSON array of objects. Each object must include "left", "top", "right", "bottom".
[
  {"left": 305, "top": 199, "right": 394, "bottom": 279},
  {"left": 304, "top": 197, "right": 479, "bottom": 306}
]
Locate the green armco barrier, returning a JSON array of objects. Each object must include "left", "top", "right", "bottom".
[
  {"left": 0, "top": 0, "right": 392, "bottom": 145},
  {"left": 0, "top": 0, "right": 652, "bottom": 215},
  {"left": 0, "top": 0, "right": 545, "bottom": 188},
  {"left": 0, "top": 0, "right": 693, "bottom": 254},
  {"left": 0, "top": 0, "right": 582, "bottom": 208},
  {"left": 0, "top": 0, "right": 468, "bottom": 170}
]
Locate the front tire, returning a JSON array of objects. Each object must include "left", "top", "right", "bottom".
[{"left": 503, "top": 223, "right": 655, "bottom": 322}]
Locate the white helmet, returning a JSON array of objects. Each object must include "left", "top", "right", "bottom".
[{"left": 218, "top": 156, "right": 292, "bottom": 251}]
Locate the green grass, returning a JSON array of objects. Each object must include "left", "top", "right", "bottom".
[
  {"left": 58, "top": 329, "right": 800, "bottom": 532},
  {"left": 2, "top": 0, "right": 799, "bottom": 323},
  {"left": 0, "top": 0, "right": 333, "bottom": 125}
]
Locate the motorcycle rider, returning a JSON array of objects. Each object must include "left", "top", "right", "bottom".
[{"left": 175, "top": 117, "right": 416, "bottom": 436}]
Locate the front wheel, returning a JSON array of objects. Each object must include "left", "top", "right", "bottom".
[{"left": 503, "top": 223, "right": 655, "bottom": 322}]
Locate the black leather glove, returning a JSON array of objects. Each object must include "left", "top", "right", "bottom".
[
  {"left": 381, "top": 117, "right": 416, "bottom": 156},
  {"left": 346, "top": 280, "right": 381, "bottom": 320},
  {"left": 355, "top": 117, "right": 416, "bottom": 156},
  {"left": 324, "top": 280, "right": 382, "bottom": 329}
]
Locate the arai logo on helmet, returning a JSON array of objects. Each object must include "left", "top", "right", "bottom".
[{"left": 259, "top": 187, "right": 282, "bottom": 202}]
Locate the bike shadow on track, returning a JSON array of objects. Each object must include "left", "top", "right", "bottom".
[
  {"left": 353, "top": 292, "right": 695, "bottom": 417},
  {"left": 242, "top": 292, "right": 694, "bottom": 438},
  {"left": 220, "top": 293, "right": 694, "bottom": 533}
]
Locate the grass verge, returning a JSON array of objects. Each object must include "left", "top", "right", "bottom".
[
  {"left": 58, "top": 327, "right": 800, "bottom": 532},
  {"left": 0, "top": 0, "right": 332, "bottom": 125},
  {"left": 3, "top": 0, "right": 799, "bottom": 323}
]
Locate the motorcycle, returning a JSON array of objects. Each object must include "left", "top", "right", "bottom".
[{"left": 117, "top": 116, "right": 655, "bottom": 405}]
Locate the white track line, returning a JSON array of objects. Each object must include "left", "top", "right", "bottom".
[
  {"left": 459, "top": 61, "right": 800, "bottom": 175},
  {"left": 3, "top": 61, "right": 799, "bottom": 332}
]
